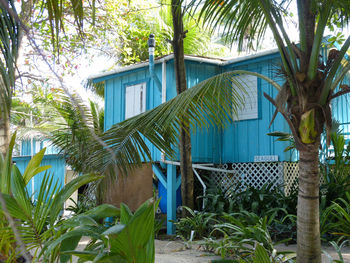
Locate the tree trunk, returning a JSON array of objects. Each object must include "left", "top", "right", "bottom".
[
  {"left": 297, "top": 142, "right": 321, "bottom": 263},
  {"left": 0, "top": 107, "right": 10, "bottom": 157},
  {"left": 171, "top": 0, "right": 194, "bottom": 212}
]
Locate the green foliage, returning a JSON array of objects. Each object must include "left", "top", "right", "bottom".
[
  {"left": 324, "top": 192, "right": 350, "bottom": 242},
  {"left": 319, "top": 127, "right": 350, "bottom": 241},
  {"left": 198, "top": 180, "right": 298, "bottom": 243},
  {"left": 323, "top": 240, "right": 350, "bottom": 263},
  {"left": 0, "top": 0, "right": 20, "bottom": 117},
  {"left": 174, "top": 206, "right": 218, "bottom": 240},
  {"left": 267, "top": 131, "right": 296, "bottom": 153},
  {"left": 66, "top": 195, "right": 96, "bottom": 215},
  {"left": 0, "top": 133, "right": 101, "bottom": 262},
  {"left": 200, "top": 212, "right": 296, "bottom": 262},
  {"left": 56, "top": 199, "right": 159, "bottom": 263}
]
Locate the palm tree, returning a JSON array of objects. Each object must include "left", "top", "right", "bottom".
[
  {"left": 0, "top": 1, "right": 20, "bottom": 156},
  {"left": 0, "top": 0, "right": 90, "bottom": 157},
  {"left": 91, "top": 1, "right": 350, "bottom": 262},
  {"left": 198, "top": 1, "right": 350, "bottom": 262}
]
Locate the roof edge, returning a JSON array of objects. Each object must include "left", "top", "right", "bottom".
[{"left": 89, "top": 48, "right": 280, "bottom": 81}]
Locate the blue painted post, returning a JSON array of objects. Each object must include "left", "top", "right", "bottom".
[{"left": 167, "top": 164, "right": 176, "bottom": 235}]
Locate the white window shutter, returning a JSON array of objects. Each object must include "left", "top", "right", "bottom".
[
  {"left": 233, "top": 75, "right": 258, "bottom": 120},
  {"left": 125, "top": 82, "right": 147, "bottom": 119}
]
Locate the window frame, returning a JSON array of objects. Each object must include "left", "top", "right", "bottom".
[
  {"left": 123, "top": 81, "right": 148, "bottom": 120},
  {"left": 232, "top": 74, "right": 259, "bottom": 121}
]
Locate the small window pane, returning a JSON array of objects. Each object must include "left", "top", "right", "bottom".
[
  {"left": 233, "top": 75, "right": 258, "bottom": 120},
  {"left": 125, "top": 83, "right": 146, "bottom": 119}
]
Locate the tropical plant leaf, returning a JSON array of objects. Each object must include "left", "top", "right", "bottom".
[
  {"left": 22, "top": 148, "right": 51, "bottom": 185},
  {"left": 252, "top": 244, "right": 271, "bottom": 263},
  {"left": 108, "top": 199, "right": 157, "bottom": 263},
  {"left": 49, "top": 174, "right": 101, "bottom": 225},
  {"left": 0, "top": 131, "right": 16, "bottom": 194},
  {"left": 92, "top": 70, "right": 280, "bottom": 173}
]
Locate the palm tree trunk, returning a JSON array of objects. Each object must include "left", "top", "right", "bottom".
[
  {"left": 0, "top": 109, "right": 10, "bottom": 157},
  {"left": 171, "top": 0, "right": 194, "bottom": 212},
  {"left": 297, "top": 142, "right": 321, "bottom": 263}
]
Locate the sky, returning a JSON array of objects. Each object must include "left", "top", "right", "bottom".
[{"left": 15, "top": 0, "right": 350, "bottom": 107}]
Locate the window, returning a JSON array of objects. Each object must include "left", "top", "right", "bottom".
[
  {"left": 125, "top": 82, "right": 147, "bottom": 119},
  {"left": 35, "top": 141, "right": 42, "bottom": 154},
  {"left": 233, "top": 75, "right": 258, "bottom": 120}
]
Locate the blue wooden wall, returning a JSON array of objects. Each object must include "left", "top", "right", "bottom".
[
  {"left": 21, "top": 139, "right": 60, "bottom": 156},
  {"left": 332, "top": 74, "right": 350, "bottom": 137},
  {"left": 102, "top": 54, "right": 297, "bottom": 163},
  {"left": 13, "top": 154, "right": 65, "bottom": 200},
  {"left": 221, "top": 54, "right": 292, "bottom": 162}
]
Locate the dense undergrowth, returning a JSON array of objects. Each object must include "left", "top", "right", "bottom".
[
  {"left": 173, "top": 130, "right": 350, "bottom": 262},
  {"left": 2, "top": 130, "right": 350, "bottom": 262}
]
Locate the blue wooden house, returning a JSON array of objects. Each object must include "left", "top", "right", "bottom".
[
  {"left": 13, "top": 139, "right": 66, "bottom": 200},
  {"left": 90, "top": 48, "right": 349, "bottom": 234}
]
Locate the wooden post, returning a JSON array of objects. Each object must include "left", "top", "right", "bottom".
[{"left": 167, "top": 164, "right": 176, "bottom": 234}]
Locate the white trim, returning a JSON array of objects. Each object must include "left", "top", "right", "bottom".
[{"left": 161, "top": 60, "right": 167, "bottom": 103}]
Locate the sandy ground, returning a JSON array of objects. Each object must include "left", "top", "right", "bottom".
[
  {"left": 155, "top": 239, "right": 221, "bottom": 263},
  {"left": 154, "top": 240, "right": 350, "bottom": 263},
  {"left": 74, "top": 238, "right": 350, "bottom": 262}
]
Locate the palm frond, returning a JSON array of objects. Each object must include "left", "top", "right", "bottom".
[
  {"left": 49, "top": 93, "right": 104, "bottom": 174},
  {"left": 0, "top": 0, "right": 20, "bottom": 116},
  {"left": 90, "top": 70, "right": 280, "bottom": 173},
  {"left": 85, "top": 78, "right": 105, "bottom": 98}
]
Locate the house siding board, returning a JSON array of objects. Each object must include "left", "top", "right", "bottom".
[
  {"left": 185, "top": 61, "right": 222, "bottom": 163},
  {"left": 103, "top": 55, "right": 296, "bottom": 164},
  {"left": 221, "top": 56, "right": 292, "bottom": 162},
  {"left": 13, "top": 154, "right": 65, "bottom": 199},
  {"left": 164, "top": 60, "right": 222, "bottom": 163},
  {"left": 104, "top": 66, "right": 163, "bottom": 161},
  {"left": 332, "top": 75, "right": 350, "bottom": 136}
]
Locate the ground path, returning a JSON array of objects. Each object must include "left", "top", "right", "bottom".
[
  {"left": 75, "top": 238, "right": 350, "bottom": 262},
  {"left": 155, "top": 239, "right": 350, "bottom": 263}
]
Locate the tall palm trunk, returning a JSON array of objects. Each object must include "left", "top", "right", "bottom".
[
  {"left": 171, "top": 0, "right": 194, "bottom": 212},
  {"left": 0, "top": 111, "right": 10, "bottom": 157},
  {"left": 297, "top": 143, "right": 321, "bottom": 263}
]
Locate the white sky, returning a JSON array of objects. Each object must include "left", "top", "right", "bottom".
[{"left": 16, "top": 1, "right": 350, "bottom": 106}]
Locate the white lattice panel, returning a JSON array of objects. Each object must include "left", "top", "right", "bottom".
[
  {"left": 204, "top": 162, "right": 325, "bottom": 196},
  {"left": 210, "top": 162, "right": 284, "bottom": 192},
  {"left": 211, "top": 164, "right": 242, "bottom": 192},
  {"left": 283, "top": 162, "right": 299, "bottom": 195},
  {"left": 232, "top": 162, "right": 284, "bottom": 190}
]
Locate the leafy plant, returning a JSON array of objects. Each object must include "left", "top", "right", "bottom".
[
  {"left": 0, "top": 133, "right": 102, "bottom": 262},
  {"left": 51, "top": 199, "right": 159, "bottom": 263},
  {"left": 66, "top": 194, "right": 96, "bottom": 215},
  {"left": 202, "top": 212, "right": 295, "bottom": 262},
  {"left": 174, "top": 206, "right": 218, "bottom": 240},
  {"left": 198, "top": 180, "right": 298, "bottom": 243},
  {"left": 323, "top": 240, "right": 350, "bottom": 263},
  {"left": 320, "top": 130, "right": 350, "bottom": 208},
  {"left": 198, "top": 176, "right": 238, "bottom": 214},
  {"left": 324, "top": 192, "right": 350, "bottom": 241}
]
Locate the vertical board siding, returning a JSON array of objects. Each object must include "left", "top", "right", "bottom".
[
  {"left": 332, "top": 74, "right": 350, "bottom": 136},
  {"left": 165, "top": 60, "right": 222, "bottom": 163},
  {"left": 104, "top": 66, "right": 162, "bottom": 161},
  {"left": 221, "top": 56, "right": 292, "bottom": 162},
  {"left": 104, "top": 54, "right": 295, "bottom": 164},
  {"left": 13, "top": 154, "right": 65, "bottom": 199},
  {"left": 20, "top": 139, "right": 60, "bottom": 156}
]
